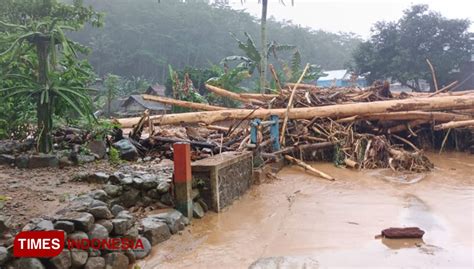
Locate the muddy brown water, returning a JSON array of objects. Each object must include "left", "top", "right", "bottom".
[{"left": 139, "top": 152, "right": 474, "bottom": 269}]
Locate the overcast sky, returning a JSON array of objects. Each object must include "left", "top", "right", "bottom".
[{"left": 228, "top": 0, "right": 474, "bottom": 38}]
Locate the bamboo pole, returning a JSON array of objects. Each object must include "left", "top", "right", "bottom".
[
  {"left": 115, "top": 95, "right": 474, "bottom": 128},
  {"left": 239, "top": 93, "right": 279, "bottom": 100},
  {"left": 428, "top": 81, "right": 458, "bottom": 97},
  {"left": 205, "top": 84, "right": 264, "bottom": 105},
  {"left": 269, "top": 64, "right": 283, "bottom": 94},
  {"left": 142, "top": 94, "right": 226, "bottom": 111},
  {"left": 284, "top": 155, "right": 335, "bottom": 181},
  {"left": 285, "top": 83, "right": 320, "bottom": 91},
  {"left": 434, "top": 119, "right": 474, "bottom": 131},
  {"left": 425, "top": 58, "right": 439, "bottom": 92}
]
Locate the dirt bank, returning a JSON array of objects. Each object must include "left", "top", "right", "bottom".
[{"left": 138, "top": 152, "right": 474, "bottom": 268}]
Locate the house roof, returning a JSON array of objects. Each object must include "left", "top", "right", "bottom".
[
  {"left": 145, "top": 84, "right": 166, "bottom": 96},
  {"left": 317, "top": 69, "right": 350, "bottom": 81},
  {"left": 122, "top": 95, "right": 171, "bottom": 111}
]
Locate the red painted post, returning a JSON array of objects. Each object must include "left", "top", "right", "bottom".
[{"left": 173, "top": 143, "right": 193, "bottom": 218}]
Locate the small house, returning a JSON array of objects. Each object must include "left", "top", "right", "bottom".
[
  {"left": 145, "top": 84, "right": 166, "bottom": 96},
  {"left": 120, "top": 95, "right": 171, "bottom": 116},
  {"left": 316, "top": 69, "right": 367, "bottom": 87}
]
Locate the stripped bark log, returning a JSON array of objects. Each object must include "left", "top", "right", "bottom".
[
  {"left": 142, "top": 94, "right": 226, "bottom": 111},
  {"left": 434, "top": 119, "right": 474, "bottom": 130},
  {"left": 239, "top": 93, "right": 279, "bottom": 100},
  {"left": 284, "top": 155, "right": 335, "bottom": 181},
  {"left": 205, "top": 84, "right": 264, "bottom": 105},
  {"left": 115, "top": 95, "right": 474, "bottom": 128},
  {"left": 428, "top": 81, "right": 458, "bottom": 97}
]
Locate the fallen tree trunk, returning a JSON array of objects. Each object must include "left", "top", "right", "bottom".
[
  {"left": 434, "top": 119, "right": 474, "bottom": 131},
  {"left": 285, "top": 83, "right": 320, "bottom": 91},
  {"left": 284, "top": 155, "right": 335, "bottom": 181},
  {"left": 142, "top": 94, "right": 226, "bottom": 111},
  {"left": 239, "top": 93, "right": 279, "bottom": 100},
  {"left": 205, "top": 84, "right": 264, "bottom": 105},
  {"left": 116, "top": 95, "right": 474, "bottom": 128}
]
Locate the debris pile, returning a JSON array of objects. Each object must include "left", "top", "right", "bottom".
[{"left": 116, "top": 82, "right": 474, "bottom": 178}]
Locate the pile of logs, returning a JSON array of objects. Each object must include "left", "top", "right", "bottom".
[{"left": 115, "top": 82, "right": 474, "bottom": 179}]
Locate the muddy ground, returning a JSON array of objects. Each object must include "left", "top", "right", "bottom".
[{"left": 138, "top": 152, "right": 474, "bottom": 269}]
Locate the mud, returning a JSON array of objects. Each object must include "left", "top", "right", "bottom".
[{"left": 139, "top": 152, "right": 474, "bottom": 269}]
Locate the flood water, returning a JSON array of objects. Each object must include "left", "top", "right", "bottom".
[{"left": 139, "top": 152, "right": 474, "bottom": 269}]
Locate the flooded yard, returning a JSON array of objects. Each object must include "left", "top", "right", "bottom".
[{"left": 139, "top": 152, "right": 474, "bottom": 268}]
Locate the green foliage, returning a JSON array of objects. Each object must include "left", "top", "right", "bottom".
[
  {"left": 352, "top": 4, "right": 472, "bottom": 91},
  {"left": 108, "top": 146, "right": 121, "bottom": 165},
  {"left": 166, "top": 65, "right": 209, "bottom": 113}
]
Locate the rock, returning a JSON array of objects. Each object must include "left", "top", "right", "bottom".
[
  {"left": 156, "top": 181, "right": 171, "bottom": 194},
  {"left": 71, "top": 249, "right": 88, "bottom": 268},
  {"left": 0, "top": 246, "right": 9, "bottom": 265},
  {"left": 112, "top": 139, "right": 138, "bottom": 161},
  {"left": 35, "top": 219, "right": 54, "bottom": 231},
  {"left": 160, "top": 193, "right": 174, "bottom": 206},
  {"left": 147, "top": 209, "right": 188, "bottom": 234},
  {"left": 65, "top": 195, "right": 104, "bottom": 212},
  {"left": 193, "top": 202, "right": 205, "bottom": 219},
  {"left": 381, "top": 227, "right": 425, "bottom": 239},
  {"left": 12, "top": 258, "right": 45, "bottom": 269},
  {"left": 0, "top": 154, "right": 15, "bottom": 165},
  {"left": 146, "top": 189, "right": 160, "bottom": 199},
  {"left": 95, "top": 219, "right": 113, "bottom": 234},
  {"left": 54, "top": 221, "right": 75, "bottom": 234},
  {"left": 141, "top": 218, "right": 171, "bottom": 245},
  {"left": 88, "top": 206, "right": 113, "bottom": 220},
  {"left": 68, "top": 231, "right": 89, "bottom": 249},
  {"left": 90, "top": 172, "right": 109, "bottom": 183},
  {"left": 49, "top": 249, "right": 72, "bottom": 269},
  {"left": 132, "top": 177, "right": 144, "bottom": 187},
  {"left": 115, "top": 210, "right": 133, "bottom": 221},
  {"left": 140, "top": 174, "right": 158, "bottom": 189},
  {"left": 87, "top": 224, "right": 109, "bottom": 240},
  {"left": 196, "top": 198, "right": 209, "bottom": 212},
  {"left": 84, "top": 257, "right": 105, "bottom": 269},
  {"left": 87, "top": 140, "right": 107, "bottom": 159},
  {"left": 249, "top": 256, "right": 319, "bottom": 269},
  {"left": 118, "top": 176, "right": 133, "bottom": 185},
  {"left": 0, "top": 215, "right": 10, "bottom": 234},
  {"left": 88, "top": 248, "right": 101, "bottom": 258},
  {"left": 78, "top": 154, "right": 95, "bottom": 164},
  {"left": 191, "top": 189, "right": 200, "bottom": 200},
  {"left": 111, "top": 219, "right": 129, "bottom": 235},
  {"left": 102, "top": 185, "right": 122, "bottom": 198},
  {"left": 104, "top": 252, "right": 129, "bottom": 269},
  {"left": 89, "top": 190, "right": 108, "bottom": 202},
  {"left": 58, "top": 156, "right": 73, "bottom": 168},
  {"left": 28, "top": 153, "right": 59, "bottom": 168},
  {"left": 124, "top": 226, "right": 139, "bottom": 241},
  {"left": 110, "top": 205, "right": 125, "bottom": 216},
  {"left": 58, "top": 212, "right": 94, "bottom": 232},
  {"left": 14, "top": 155, "right": 29, "bottom": 169},
  {"left": 122, "top": 249, "right": 136, "bottom": 264},
  {"left": 133, "top": 236, "right": 151, "bottom": 259},
  {"left": 119, "top": 188, "right": 140, "bottom": 207}
]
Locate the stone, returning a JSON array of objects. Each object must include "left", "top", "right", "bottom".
[
  {"left": 193, "top": 202, "right": 205, "bottom": 219},
  {"left": 197, "top": 198, "right": 209, "bottom": 212},
  {"left": 68, "top": 231, "right": 89, "bottom": 242},
  {"left": 118, "top": 176, "right": 133, "bottom": 185},
  {"left": 133, "top": 236, "right": 151, "bottom": 260},
  {"left": 191, "top": 188, "right": 200, "bottom": 200},
  {"left": 87, "top": 224, "right": 109, "bottom": 240},
  {"left": 54, "top": 221, "right": 75, "bottom": 233},
  {"left": 84, "top": 257, "right": 105, "bottom": 269},
  {"left": 146, "top": 189, "right": 160, "bottom": 199},
  {"left": 140, "top": 174, "right": 158, "bottom": 190},
  {"left": 0, "top": 215, "right": 10, "bottom": 234},
  {"left": 111, "top": 219, "right": 129, "bottom": 235},
  {"left": 119, "top": 188, "right": 140, "bottom": 207},
  {"left": 0, "top": 246, "right": 9, "bottom": 265},
  {"left": 110, "top": 205, "right": 125, "bottom": 216},
  {"left": 113, "top": 139, "right": 138, "bottom": 161},
  {"left": 12, "top": 258, "right": 45, "bottom": 269},
  {"left": 115, "top": 210, "right": 133, "bottom": 221},
  {"left": 78, "top": 154, "right": 95, "bottom": 164},
  {"left": 66, "top": 195, "right": 101, "bottom": 212},
  {"left": 58, "top": 212, "right": 94, "bottom": 232},
  {"left": 49, "top": 249, "right": 72, "bottom": 269},
  {"left": 104, "top": 252, "right": 129, "bottom": 269},
  {"left": 147, "top": 209, "right": 188, "bottom": 234},
  {"left": 91, "top": 199, "right": 107, "bottom": 208},
  {"left": 90, "top": 172, "right": 109, "bottom": 183},
  {"left": 124, "top": 226, "right": 139, "bottom": 240},
  {"left": 122, "top": 249, "right": 136, "bottom": 264},
  {"left": 156, "top": 181, "right": 171, "bottom": 194},
  {"left": 70, "top": 249, "right": 88, "bottom": 268},
  {"left": 95, "top": 219, "right": 113, "bottom": 234},
  {"left": 28, "top": 153, "right": 59, "bottom": 168},
  {"left": 89, "top": 190, "right": 109, "bottom": 202},
  {"left": 14, "top": 155, "right": 29, "bottom": 169},
  {"left": 35, "top": 219, "right": 54, "bottom": 231},
  {"left": 160, "top": 193, "right": 174, "bottom": 206},
  {"left": 88, "top": 248, "right": 101, "bottom": 258},
  {"left": 87, "top": 140, "right": 107, "bottom": 159},
  {"left": 141, "top": 218, "right": 171, "bottom": 245},
  {"left": 0, "top": 154, "right": 15, "bottom": 165},
  {"left": 249, "top": 257, "right": 319, "bottom": 269},
  {"left": 103, "top": 185, "right": 123, "bottom": 198},
  {"left": 88, "top": 206, "right": 113, "bottom": 220}
]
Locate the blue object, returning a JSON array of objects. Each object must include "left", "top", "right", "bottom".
[{"left": 250, "top": 115, "right": 280, "bottom": 151}]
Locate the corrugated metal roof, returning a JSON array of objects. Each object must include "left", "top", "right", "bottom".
[
  {"left": 317, "top": 69, "right": 349, "bottom": 81},
  {"left": 145, "top": 84, "right": 166, "bottom": 96},
  {"left": 122, "top": 95, "right": 171, "bottom": 111}
]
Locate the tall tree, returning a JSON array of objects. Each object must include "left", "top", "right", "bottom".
[
  {"left": 0, "top": 0, "right": 103, "bottom": 152},
  {"left": 353, "top": 4, "right": 472, "bottom": 91}
]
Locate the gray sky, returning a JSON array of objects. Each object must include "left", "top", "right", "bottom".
[{"left": 228, "top": 0, "right": 474, "bottom": 38}]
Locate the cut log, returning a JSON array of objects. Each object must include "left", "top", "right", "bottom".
[
  {"left": 344, "top": 158, "right": 359, "bottom": 169},
  {"left": 285, "top": 83, "right": 320, "bottom": 91},
  {"left": 381, "top": 227, "right": 425, "bottom": 239},
  {"left": 115, "top": 95, "right": 474, "bottom": 128},
  {"left": 205, "top": 84, "right": 264, "bottom": 105},
  {"left": 239, "top": 93, "right": 279, "bottom": 100},
  {"left": 428, "top": 81, "right": 458, "bottom": 97},
  {"left": 284, "top": 155, "right": 335, "bottom": 181},
  {"left": 142, "top": 94, "right": 226, "bottom": 111},
  {"left": 434, "top": 119, "right": 474, "bottom": 130}
]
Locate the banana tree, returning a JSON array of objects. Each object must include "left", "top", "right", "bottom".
[{"left": 0, "top": 0, "right": 102, "bottom": 153}]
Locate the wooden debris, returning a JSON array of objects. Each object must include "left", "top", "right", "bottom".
[{"left": 284, "top": 155, "right": 335, "bottom": 181}]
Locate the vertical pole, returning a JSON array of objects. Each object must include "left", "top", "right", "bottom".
[
  {"left": 270, "top": 115, "right": 280, "bottom": 151},
  {"left": 173, "top": 143, "right": 192, "bottom": 219}
]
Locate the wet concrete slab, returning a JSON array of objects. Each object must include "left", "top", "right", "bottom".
[{"left": 139, "top": 152, "right": 474, "bottom": 268}]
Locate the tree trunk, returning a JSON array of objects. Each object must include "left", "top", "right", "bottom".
[
  {"left": 259, "top": 0, "right": 268, "bottom": 94},
  {"left": 116, "top": 95, "right": 474, "bottom": 128},
  {"left": 142, "top": 94, "right": 226, "bottom": 111},
  {"left": 36, "top": 40, "right": 52, "bottom": 153}
]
